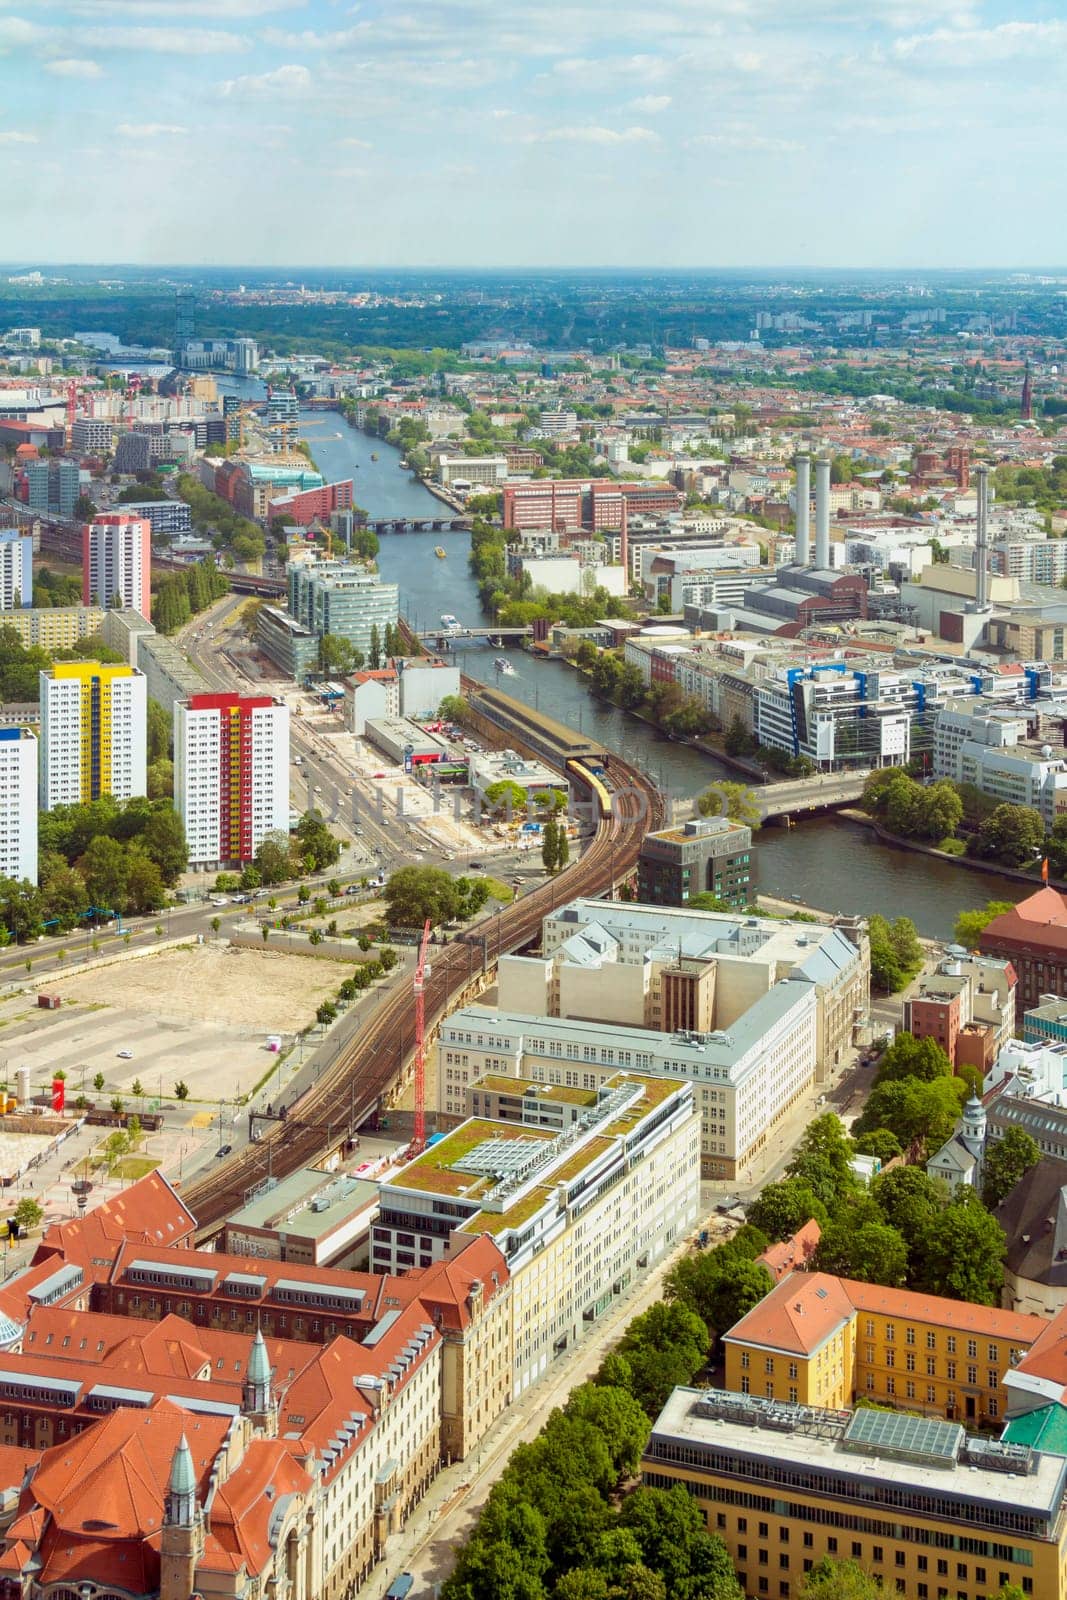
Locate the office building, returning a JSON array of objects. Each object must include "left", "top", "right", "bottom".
[
  {"left": 70, "top": 417, "right": 114, "bottom": 456},
  {"left": 637, "top": 816, "right": 753, "bottom": 908},
  {"left": 82, "top": 513, "right": 151, "bottom": 618},
  {"left": 722, "top": 1268, "right": 1042, "bottom": 1423},
  {"left": 934, "top": 699, "right": 1067, "bottom": 829},
  {"left": 374, "top": 1073, "right": 699, "bottom": 1395},
  {"left": 980, "top": 887, "right": 1067, "bottom": 1018},
  {"left": 20, "top": 457, "right": 79, "bottom": 518},
  {"left": 516, "top": 898, "right": 868, "bottom": 1083},
  {"left": 0, "top": 728, "right": 37, "bottom": 884},
  {"left": 253, "top": 605, "right": 319, "bottom": 681},
  {"left": 114, "top": 499, "right": 191, "bottom": 538},
  {"left": 0, "top": 528, "right": 31, "bottom": 610},
  {"left": 266, "top": 478, "right": 354, "bottom": 528},
  {"left": 645, "top": 1387, "right": 1066, "bottom": 1599},
  {"left": 287, "top": 559, "right": 399, "bottom": 661},
  {"left": 39, "top": 663, "right": 146, "bottom": 809},
  {"left": 175, "top": 692, "right": 289, "bottom": 869},
  {"left": 755, "top": 662, "right": 913, "bottom": 770}
]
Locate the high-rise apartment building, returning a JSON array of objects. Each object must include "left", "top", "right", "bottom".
[
  {"left": 0, "top": 528, "right": 32, "bottom": 610},
  {"left": 285, "top": 560, "right": 399, "bottom": 661},
  {"left": 39, "top": 663, "right": 146, "bottom": 810},
  {"left": 82, "top": 514, "right": 151, "bottom": 618},
  {"left": 174, "top": 692, "right": 289, "bottom": 868},
  {"left": 0, "top": 728, "right": 38, "bottom": 883}
]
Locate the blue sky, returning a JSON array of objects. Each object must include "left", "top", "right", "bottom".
[{"left": 2, "top": 0, "right": 1065, "bottom": 268}]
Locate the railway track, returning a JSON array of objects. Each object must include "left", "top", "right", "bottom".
[{"left": 182, "top": 758, "right": 663, "bottom": 1237}]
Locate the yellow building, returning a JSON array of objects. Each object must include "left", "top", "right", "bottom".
[
  {"left": 646, "top": 1386, "right": 1062, "bottom": 1600},
  {"left": 723, "top": 1271, "right": 1045, "bottom": 1427},
  {"left": 3, "top": 606, "right": 104, "bottom": 652},
  {"left": 39, "top": 660, "right": 147, "bottom": 808}
]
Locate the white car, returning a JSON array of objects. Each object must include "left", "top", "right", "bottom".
[{"left": 117, "top": 1049, "right": 133, "bottom": 1060}]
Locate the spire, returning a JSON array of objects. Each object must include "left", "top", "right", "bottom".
[
  {"left": 165, "top": 1435, "right": 197, "bottom": 1527},
  {"left": 243, "top": 1327, "right": 273, "bottom": 1419}
]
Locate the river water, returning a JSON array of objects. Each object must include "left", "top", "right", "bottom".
[{"left": 210, "top": 378, "right": 1025, "bottom": 937}]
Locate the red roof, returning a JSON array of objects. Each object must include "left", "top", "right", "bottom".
[
  {"left": 756, "top": 1219, "right": 822, "bottom": 1283},
  {"left": 980, "top": 888, "right": 1067, "bottom": 955}
]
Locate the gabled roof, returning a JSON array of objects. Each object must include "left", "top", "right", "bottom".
[
  {"left": 397, "top": 1234, "right": 510, "bottom": 1333},
  {"left": 756, "top": 1219, "right": 822, "bottom": 1283},
  {"left": 206, "top": 1437, "right": 312, "bottom": 1577},
  {"left": 722, "top": 1272, "right": 854, "bottom": 1356},
  {"left": 33, "top": 1171, "right": 196, "bottom": 1280}
]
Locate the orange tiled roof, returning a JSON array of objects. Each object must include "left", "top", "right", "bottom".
[{"left": 756, "top": 1219, "right": 822, "bottom": 1283}]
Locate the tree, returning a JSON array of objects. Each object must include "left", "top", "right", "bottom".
[
  {"left": 915, "top": 1189, "right": 1006, "bottom": 1304},
  {"left": 618, "top": 1486, "right": 742, "bottom": 1600},
  {"left": 565, "top": 1384, "right": 650, "bottom": 1479},
  {"left": 982, "top": 1126, "right": 1040, "bottom": 1208},
  {"left": 666, "top": 1251, "right": 774, "bottom": 1336},
  {"left": 316, "top": 1001, "right": 337, "bottom": 1028},
  {"left": 385, "top": 865, "right": 463, "bottom": 926},
  {"left": 369, "top": 623, "right": 381, "bottom": 669},
  {"left": 484, "top": 779, "right": 528, "bottom": 818},
  {"left": 125, "top": 843, "right": 166, "bottom": 914},
  {"left": 611, "top": 1302, "right": 709, "bottom": 1418},
  {"left": 438, "top": 694, "right": 466, "bottom": 724},
  {"left": 146, "top": 757, "right": 174, "bottom": 799},
  {"left": 799, "top": 1557, "right": 883, "bottom": 1598},
  {"left": 746, "top": 1178, "right": 829, "bottom": 1241},
  {"left": 785, "top": 1114, "right": 857, "bottom": 1209},
  {"left": 78, "top": 835, "right": 128, "bottom": 912},
  {"left": 971, "top": 803, "right": 1046, "bottom": 867},
  {"left": 294, "top": 810, "right": 341, "bottom": 871},
  {"left": 697, "top": 782, "right": 760, "bottom": 828},
  {"left": 174, "top": 1080, "right": 189, "bottom": 1100},
  {"left": 855, "top": 1075, "right": 966, "bottom": 1154},
  {"left": 14, "top": 1197, "right": 42, "bottom": 1233},
  {"left": 874, "top": 1032, "right": 952, "bottom": 1086},
  {"left": 813, "top": 1215, "right": 908, "bottom": 1286},
  {"left": 130, "top": 1078, "right": 144, "bottom": 1099},
  {"left": 141, "top": 806, "right": 188, "bottom": 884},
  {"left": 0, "top": 876, "right": 43, "bottom": 942},
  {"left": 954, "top": 900, "right": 1014, "bottom": 948},
  {"left": 110, "top": 1095, "right": 125, "bottom": 1114},
  {"left": 556, "top": 827, "right": 570, "bottom": 871},
  {"left": 255, "top": 831, "right": 294, "bottom": 886},
  {"left": 542, "top": 817, "right": 559, "bottom": 872},
  {"left": 317, "top": 632, "right": 355, "bottom": 676},
  {"left": 146, "top": 697, "right": 171, "bottom": 764},
  {"left": 93, "top": 1072, "right": 105, "bottom": 1093}
]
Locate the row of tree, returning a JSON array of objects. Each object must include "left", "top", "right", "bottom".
[
  {"left": 583, "top": 647, "right": 715, "bottom": 739},
  {"left": 384, "top": 865, "right": 493, "bottom": 927},
  {"left": 152, "top": 558, "right": 230, "bottom": 636},
  {"left": 863, "top": 767, "right": 1063, "bottom": 873},
  {"left": 541, "top": 817, "right": 570, "bottom": 873}
]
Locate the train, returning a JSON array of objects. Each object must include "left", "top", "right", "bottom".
[
  {"left": 465, "top": 683, "right": 609, "bottom": 772},
  {"left": 566, "top": 758, "right": 612, "bottom": 822}
]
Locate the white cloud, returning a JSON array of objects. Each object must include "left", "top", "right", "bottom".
[
  {"left": 629, "top": 94, "right": 671, "bottom": 113},
  {"left": 80, "top": 25, "right": 248, "bottom": 53},
  {"left": 687, "top": 131, "right": 801, "bottom": 152},
  {"left": 893, "top": 19, "right": 1067, "bottom": 63},
  {"left": 340, "top": 136, "right": 373, "bottom": 149},
  {"left": 222, "top": 62, "right": 312, "bottom": 97},
  {"left": 44, "top": 56, "right": 102, "bottom": 77},
  {"left": 518, "top": 124, "right": 660, "bottom": 146},
  {"left": 0, "top": 130, "right": 38, "bottom": 144},
  {"left": 115, "top": 121, "right": 187, "bottom": 137},
  {"left": 0, "top": 17, "right": 49, "bottom": 47}
]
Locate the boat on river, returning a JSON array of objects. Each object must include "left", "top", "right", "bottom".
[
  {"left": 440, "top": 613, "right": 458, "bottom": 629},
  {"left": 370, "top": 451, "right": 379, "bottom": 461},
  {"left": 494, "top": 657, "right": 516, "bottom": 676},
  {"left": 434, "top": 546, "right": 446, "bottom": 560}
]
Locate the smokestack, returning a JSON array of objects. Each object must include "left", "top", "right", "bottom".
[
  {"left": 794, "top": 453, "right": 810, "bottom": 566},
  {"left": 975, "top": 462, "right": 990, "bottom": 609},
  {"left": 815, "top": 455, "right": 831, "bottom": 569}
]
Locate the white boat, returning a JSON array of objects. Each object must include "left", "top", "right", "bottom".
[
  {"left": 440, "top": 613, "right": 458, "bottom": 628},
  {"left": 494, "top": 657, "right": 516, "bottom": 676}
]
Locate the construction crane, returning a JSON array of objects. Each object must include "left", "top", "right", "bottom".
[
  {"left": 65, "top": 380, "right": 77, "bottom": 452},
  {"left": 411, "top": 917, "right": 432, "bottom": 1155}
]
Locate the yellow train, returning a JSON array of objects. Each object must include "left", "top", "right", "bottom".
[{"left": 567, "top": 758, "right": 612, "bottom": 821}]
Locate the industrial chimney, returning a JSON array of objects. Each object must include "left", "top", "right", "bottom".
[
  {"left": 975, "top": 462, "right": 990, "bottom": 609},
  {"left": 815, "top": 455, "right": 831, "bottom": 569},
  {"left": 794, "top": 453, "right": 810, "bottom": 566}
]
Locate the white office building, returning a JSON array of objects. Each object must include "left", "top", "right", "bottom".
[
  {"left": 0, "top": 729, "right": 38, "bottom": 884},
  {"left": 175, "top": 693, "right": 289, "bottom": 869},
  {"left": 933, "top": 699, "right": 1067, "bottom": 829},
  {"left": 0, "top": 528, "right": 32, "bottom": 610}
]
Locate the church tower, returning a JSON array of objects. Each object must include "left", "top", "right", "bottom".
[
  {"left": 242, "top": 1327, "right": 277, "bottom": 1433},
  {"left": 160, "top": 1435, "right": 203, "bottom": 1600}
]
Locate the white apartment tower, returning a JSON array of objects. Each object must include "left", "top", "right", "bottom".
[
  {"left": 175, "top": 692, "right": 289, "bottom": 868},
  {"left": 82, "top": 514, "right": 151, "bottom": 619},
  {"left": 0, "top": 528, "right": 32, "bottom": 610},
  {"left": 39, "top": 664, "right": 147, "bottom": 810},
  {"left": 0, "top": 729, "right": 38, "bottom": 883}
]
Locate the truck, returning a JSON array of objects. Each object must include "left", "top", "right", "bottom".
[{"left": 384, "top": 1576, "right": 414, "bottom": 1600}]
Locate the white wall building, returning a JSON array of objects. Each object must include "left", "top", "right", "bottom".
[
  {"left": 39, "top": 664, "right": 146, "bottom": 810},
  {"left": 83, "top": 515, "right": 151, "bottom": 619},
  {"left": 175, "top": 692, "right": 289, "bottom": 869},
  {"left": 520, "top": 555, "right": 628, "bottom": 598},
  {"left": 0, "top": 529, "right": 32, "bottom": 610},
  {"left": 933, "top": 699, "right": 1067, "bottom": 829},
  {"left": 397, "top": 660, "right": 461, "bottom": 721},
  {"left": 0, "top": 728, "right": 37, "bottom": 884}
]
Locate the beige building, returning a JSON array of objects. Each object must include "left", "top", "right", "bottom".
[
  {"left": 376, "top": 1073, "right": 700, "bottom": 1393},
  {"left": 3, "top": 605, "right": 104, "bottom": 652}
]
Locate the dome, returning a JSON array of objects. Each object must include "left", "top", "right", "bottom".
[
  {"left": 0, "top": 1312, "right": 22, "bottom": 1351},
  {"left": 638, "top": 624, "right": 690, "bottom": 639}
]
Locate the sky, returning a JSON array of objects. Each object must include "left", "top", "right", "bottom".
[{"left": 2, "top": 0, "right": 1066, "bottom": 269}]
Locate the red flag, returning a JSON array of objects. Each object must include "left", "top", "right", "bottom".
[{"left": 1043, "top": 857, "right": 1050, "bottom": 884}]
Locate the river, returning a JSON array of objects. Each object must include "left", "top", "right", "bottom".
[{"left": 210, "top": 377, "right": 1025, "bottom": 938}]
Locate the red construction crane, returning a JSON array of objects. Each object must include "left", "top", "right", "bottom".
[{"left": 411, "top": 917, "right": 432, "bottom": 1155}]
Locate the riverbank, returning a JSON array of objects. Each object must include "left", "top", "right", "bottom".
[{"left": 841, "top": 808, "right": 1051, "bottom": 895}]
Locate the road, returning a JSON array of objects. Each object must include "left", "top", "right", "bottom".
[{"left": 758, "top": 772, "right": 869, "bottom": 820}]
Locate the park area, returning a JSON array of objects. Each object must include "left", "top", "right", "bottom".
[{"left": 0, "top": 946, "right": 350, "bottom": 1105}]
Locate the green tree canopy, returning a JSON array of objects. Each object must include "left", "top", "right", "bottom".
[
  {"left": 697, "top": 782, "right": 760, "bottom": 828},
  {"left": 954, "top": 900, "right": 1014, "bottom": 948},
  {"left": 799, "top": 1556, "right": 883, "bottom": 1598},
  {"left": 982, "top": 1125, "right": 1040, "bottom": 1209},
  {"left": 746, "top": 1178, "right": 830, "bottom": 1241},
  {"left": 873, "top": 1032, "right": 952, "bottom": 1086},
  {"left": 970, "top": 803, "right": 1046, "bottom": 867},
  {"left": 914, "top": 1189, "right": 1006, "bottom": 1304}
]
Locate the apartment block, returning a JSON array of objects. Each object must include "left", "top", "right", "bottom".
[
  {"left": 903, "top": 953, "right": 1016, "bottom": 1073},
  {"left": 645, "top": 1387, "right": 1064, "bottom": 1600},
  {"left": 175, "top": 692, "right": 289, "bottom": 869},
  {"left": 723, "top": 1269, "right": 1043, "bottom": 1424},
  {"left": 113, "top": 499, "right": 191, "bottom": 537},
  {"left": 0, "top": 528, "right": 31, "bottom": 610},
  {"left": 70, "top": 417, "right": 114, "bottom": 455},
  {"left": 0, "top": 729, "right": 37, "bottom": 884},
  {"left": 1, "top": 605, "right": 104, "bottom": 653},
  {"left": 637, "top": 816, "right": 753, "bottom": 908},
  {"left": 82, "top": 513, "right": 151, "bottom": 617},
  {"left": 375, "top": 1074, "right": 699, "bottom": 1395},
  {"left": 39, "top": 662, "right": 146, "bottom": 809}
]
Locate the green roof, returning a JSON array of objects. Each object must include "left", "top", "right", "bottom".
[{"left": 1002, "top": 1404, "right": 1067, "bottom": 1457}]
